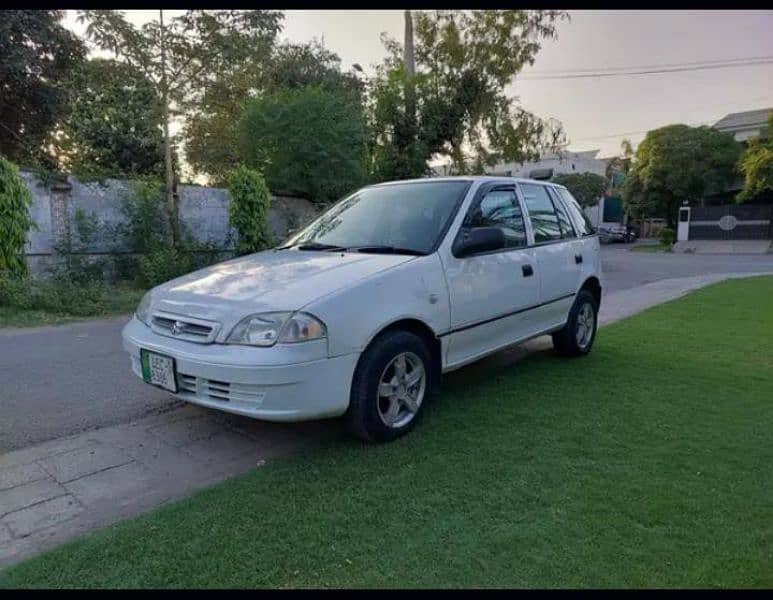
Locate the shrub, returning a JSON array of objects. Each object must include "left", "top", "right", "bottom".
[
  {"left": 227, "top": 166, "right": 273, "bottom": 256},
  {"left": 659, "top": 227, "right": 676, "bottom": 246},
  {"left": 0, "top": 273, "right": 106, "bottom": 316},
  {"left": 138, "top": 245, "right": 194, "bottom": 288},
  {"left": 119, "top": 178, "right": 169, "bottom": 253},
  {"left": 0, "top": 158, "right": 34, "bottom": 277}
]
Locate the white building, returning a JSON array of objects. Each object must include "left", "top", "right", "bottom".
[
  {"left": 430, "top": 149, "right": 609, "bottom": 179},
  {"left": 487, "top": 149, "right": 609, "bottom": 179},
  {"left": 713, "top": 107, "right": 772, "bottom": 143}
]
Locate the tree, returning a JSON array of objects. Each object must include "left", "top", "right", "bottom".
[
  {"left": 368, "top": 10, "right": 568, "bottom": 180},
  {"left": 228, "top": 166, "right": 273, "bottom": 255},
  {"left": 57, "top": 59, "right": 164, "bottom": 179},
  {"left": 238, "top": 86, "right": 369, "bottom": 203},
  {"left": 185, "top": 39, "right": 363, "bottom": 185},
  {"left": 737, "top": 112, "right": 773, "bottom": 202},
  {"left": 551, "top": 172, "right": 608, "bottom": 207},
  {"left": 77, "top": 9, "right": 283, "bottom": 240},
  {"left": 623, "top": 124, "right": 741, "bottom": 228},
  {"left": 0, "top": 158, "right": 34, "bottom": 278},
  {"left": 0, "top": 10, "right": 85, "bottom": 168}
]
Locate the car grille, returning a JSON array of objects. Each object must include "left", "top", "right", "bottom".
[
  {"left": 150, "top": 312, "right": 220, "bottom": 344},
  {"left": 176, "top": 373, "right": 266, "bottom": 405}
]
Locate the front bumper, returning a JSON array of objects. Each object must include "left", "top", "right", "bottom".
[{"left": 122, "top": 317, "right": 359, "bottom": 421}]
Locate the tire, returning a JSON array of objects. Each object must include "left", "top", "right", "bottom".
[
  {"left": 346, "top": 330, "right": 432, "bottom": 443},
  {"left": 552, "top": 290, "right": 599, "bottom": 357}
]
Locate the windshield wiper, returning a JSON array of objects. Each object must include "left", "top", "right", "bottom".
[
  {"left": 347, "top": 245, "right": 427, "bottom": 256},
  {"left": 277, "top": 241, "right": 347, "bottom": 252}
]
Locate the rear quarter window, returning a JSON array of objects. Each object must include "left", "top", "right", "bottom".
[{"left": 556, "top": 187, "right": 596, "bottom": 236}]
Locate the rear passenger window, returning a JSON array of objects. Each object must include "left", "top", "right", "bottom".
[
  {"left": 556, "top": 188, "right": 596, "bottom": 236},
  {"left": 520, "top": 183, "right": 562, "bottom": 243},
  {"left": 464, "top": 188, "right": 527, "bottom": 248},
  {"left": 549, "top": 188, "right": 576, "bottom": 238}
]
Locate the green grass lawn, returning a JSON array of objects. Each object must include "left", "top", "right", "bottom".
[
  {"left": 630, "top": 243, "right": 673, "bottom": 253},
  {"left": 2, "top": 277, "right": 772, "bottom": 588},
  {"left": 0, "top": 286, "right": 144, "bottom": 329}
]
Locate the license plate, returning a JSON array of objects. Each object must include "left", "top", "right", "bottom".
[{"left": 140, "top": 349, "right": 177, "bottom": 393}]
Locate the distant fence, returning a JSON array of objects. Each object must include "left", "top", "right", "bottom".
[{"left": 20, "top": 172, "right": 319, "bottom": 277}]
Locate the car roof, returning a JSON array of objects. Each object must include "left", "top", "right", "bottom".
[{"left": 371, "top": 176, "right": 565, "bottom": 188}]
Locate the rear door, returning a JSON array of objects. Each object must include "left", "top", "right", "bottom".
[
  {"left": 555, "top": 185, "right": 603, "bottom": 292},
  {"left": 517, "top": 181, "right": 578, "bottom": 329}
]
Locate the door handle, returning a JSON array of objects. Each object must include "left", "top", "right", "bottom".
[
  {"left": 522, "top": 264, "right": 534, "bottom": 277},
  {"left": 575, "top": 254, "right": 583, "bottom": 264}
]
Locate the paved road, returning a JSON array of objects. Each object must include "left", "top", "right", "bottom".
[
  {"left": 0, "top": 317, "right": 179, "bottom": 453},
  {"left": 600, "top": 244, "right": 773, "bottom": 291},
  {"left": 2, "top": 246, "right": 772, "bottom": 453}
]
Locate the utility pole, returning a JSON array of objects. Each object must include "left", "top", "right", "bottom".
[
  {"left": 159, "top": 9, "right": 177, "bottom": 245},
  {"left": 404, "top": 10, "right": 415, "bottom": 81},
  {"left": 403, "top": 10, "right": 417, "bottom": 176}
]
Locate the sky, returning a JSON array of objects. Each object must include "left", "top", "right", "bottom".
[{"left": 62, "top": 9, "right": 773, "bottom": 160}]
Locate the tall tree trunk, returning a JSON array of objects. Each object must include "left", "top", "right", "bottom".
[{"left": 159, "top": 9, "right": 177, "bottom": 245}]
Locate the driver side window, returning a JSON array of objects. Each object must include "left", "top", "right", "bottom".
[{"left": 463, "top": 188, "right": 527, "bottom": 249}]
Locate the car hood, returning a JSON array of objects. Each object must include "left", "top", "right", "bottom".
[{"left": 149, "top": 249, "right": 417, "bottom": 329}]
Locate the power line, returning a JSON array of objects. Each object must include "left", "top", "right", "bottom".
[
  {"left": 562, "top": 95, "right": 773, "bottom": 145},
  {"left": 524, "top": 54, "right": 773, "bottom": 76},
  {"left": 519, "top": 57, "right": 773, "bottom": 81}
]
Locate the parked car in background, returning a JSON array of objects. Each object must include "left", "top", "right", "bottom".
[
  {"left": 599, "top": 222, "right": 637, "bottom": 244},
  {"left": 122, "top": 177, "right": 603, "bottom": 442}
]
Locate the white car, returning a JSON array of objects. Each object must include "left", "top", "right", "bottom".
[{"left": 122, "top": 177, "right": 602, "bottom": 442}]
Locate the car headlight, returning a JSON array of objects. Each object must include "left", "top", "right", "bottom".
[
  {"left": 135, "top": 291, "right": 153, "bottom": 325},
  {"left": 225, "top": 312, "right": 327, "bottom": 346}
]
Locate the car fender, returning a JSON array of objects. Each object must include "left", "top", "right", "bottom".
[{"left": 302, "top": 253, "right": 450, "bottom": 358}]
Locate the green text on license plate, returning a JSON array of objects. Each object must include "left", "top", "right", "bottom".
[{"left": 140, "top": 349, "right": 177, "bottom": 393}]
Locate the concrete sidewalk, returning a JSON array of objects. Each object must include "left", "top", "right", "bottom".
[{"left": 2, "top": 271, "right": 772, "bottom": 569}]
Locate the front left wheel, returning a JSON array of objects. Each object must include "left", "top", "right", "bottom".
[{"left": 346, "top": 330, "right": 431, "bottom": 443}]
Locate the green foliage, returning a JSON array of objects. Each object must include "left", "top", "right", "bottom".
[
  {"left": 369, "top": 10, "right": 568, "bottom": 180},
  {"left": 623, "top": 124, "right": 741, "bottom": 228},
  {"left": 0, "top": 158, "right": 34, "bottom": 278},
  {"left": 227, "top": 166, "right": 273, "bottom": 255},
  {"left": 113, "top": 178, "right": 223, "bottom": 286},
  {"left": 238, "top": 86, "right": 369, "bottom": 203},
  {"left": 737, "top": 112, "right": 773, "bottom": 203},
  {"left": 79, "top": 10, "right": 284, "bottom": 189},
  {"left": 118, "top": 178, "right": 170, "bottom": 254},
  {"left": 659, "top": 227, "right": 675, "bottom": 246},
  {"left": 0, "top": 10, "right": 86, "bottom": 168},
  {"left": 57, "top": 58, "right": 164, "bottom": 179},
  {"left": 0, "top": 272, "right": 144, "bottom": 324},
  {"left": 138, "top": 246, "right": 193, "bottom": 288},
  {"left": 185, "top": 39, "right": 363, "bottom": 185},
  {"left": 551, "top": 172, "right": 608, "bottom": 207},
  {"left": 0, "top": 272, "right": 106, "bottom": 317}
]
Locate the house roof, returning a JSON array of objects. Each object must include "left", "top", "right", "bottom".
[{"left": 713, "top": 108, "right": 772, "bottom": 131}]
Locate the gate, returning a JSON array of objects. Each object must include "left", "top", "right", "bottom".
[{"left": 688, "top": 204, "right": 773, "bottom": 240}]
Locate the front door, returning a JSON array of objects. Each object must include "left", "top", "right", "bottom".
[{"left": 441, "top": 183, "right": 542, "bottom": 369}]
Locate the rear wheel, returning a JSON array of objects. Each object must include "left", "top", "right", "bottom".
[
  {"left": 552, "top": 290, "right": 598, "bottom": 357},
  {"left": 346, "top": 330, "right": 431, "bottom": 442}
]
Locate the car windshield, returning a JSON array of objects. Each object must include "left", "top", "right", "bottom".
[{"left": 280, "top": 181, "right": 471, "bottom": 255}]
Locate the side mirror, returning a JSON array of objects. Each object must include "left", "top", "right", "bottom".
[{"left": 453, "top": 226, "right": 506, "bottom": 258}]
